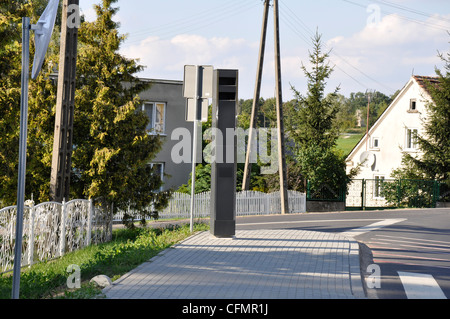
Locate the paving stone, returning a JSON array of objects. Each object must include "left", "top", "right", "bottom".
[{"left": 102, "top": 229, "right": 365, "bottom": 299}]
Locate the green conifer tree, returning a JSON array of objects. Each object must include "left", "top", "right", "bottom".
[
  {"left": 286, "top": 31, "right": 353, "bottom": 198},
  {"left": 70, "top": 0, "right": 170, "bottom": 218},
  {"left": 0, "top": 0, "right": 53, "bottom": 205},
  {"left": 1, "top": 0, "right": 171, "bottom": 219}
]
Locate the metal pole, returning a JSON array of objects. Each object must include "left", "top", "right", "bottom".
[
  {"left": 12, "top": 17, "right": 31, "bottom": 300},
  {"left": 242, "top": 0, "right": 270, "bottom": 191},
  {"left": 273, "top": 0, "right": 289, "bottom": 214},
  {"left": 189, "top": 66, "right": 201, "bottom": 232}
]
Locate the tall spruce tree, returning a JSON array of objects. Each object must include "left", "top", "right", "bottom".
[
  {"left": 286, "top": 31, "right": 353, "bottom": 198},
  {"left": 71, "top": 0, "right": 170, "bottom": 218},
  {"left": 0, "top": 1, "right": 25, "bottom": 205},
  {"left": 287, "top": 31, "right": 340, "bottom": 151},
  {"left": 0, "top": 0, "right": 171, "bottom": 219},
  {"left": 0, "top": 0, "right": 55, "bottom": 205}
]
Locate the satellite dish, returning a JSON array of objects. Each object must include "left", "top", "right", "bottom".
[
  {"left": 360, "top": 151, "right": 376, "bottom": 168},
  {"left": 31, "top": 0, "right": 59, "bottom": 79}
]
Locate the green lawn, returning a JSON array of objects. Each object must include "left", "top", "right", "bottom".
[
  {"left": 336, "top": 133, "right": 364, "bottom": 156},
  {"left": 0, "top": 222, "right": 209, "bottom": 299}
]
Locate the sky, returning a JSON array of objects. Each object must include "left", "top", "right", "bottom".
[{"left": 78, "top": 0, "right": 450, "bottom": 101}]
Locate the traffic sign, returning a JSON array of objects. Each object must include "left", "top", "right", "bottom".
[
  {"left": 31, "top": 0, "right": 59, "bottom": 79},
  {"left": 185, "top": 98, "right": 209, "bottom": 122},
  {"left": 183, "top": 65, "right": 213, "bottom": 122}
]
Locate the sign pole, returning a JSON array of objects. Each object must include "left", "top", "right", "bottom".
[
  {"left": 12, "top": 0, "right": 59, "bottom": 299},
  {"left": 184, "top": 65, "right": 213, "bottom": 232},
  {"left": 12, "top": 17, "right": 31, "bottom": 300},
  {"left": 189, "top": 66, "right": 201, "bottom": 232}
]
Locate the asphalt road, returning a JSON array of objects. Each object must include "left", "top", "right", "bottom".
[{"left": 235, "top": 208, "right": 450, "bottom": 299}]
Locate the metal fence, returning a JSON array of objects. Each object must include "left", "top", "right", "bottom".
[
  {"left": 346, "top": 179, "right": 443, "bottom": 210},
  {"left": 439, "top": 183, "right": 450, "bottom": 203},
  {"left": 0, "top": 199, "right": 113, "bottom": 273},
  {"left": 114, "top": 190, "right": 307, "bottom": 221},
  {"left": 306, "top": 182, "right": 346, "bottom": 202}
]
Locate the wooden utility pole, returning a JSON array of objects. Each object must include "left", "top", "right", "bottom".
[
  {"left": 242, "top": 0, "right": 289, "bottom": 214},
  {"left": 242, "top": 0, "right": 270, "bottom": 191},
  {"left": 273, "top": 0, "right": 289, "bottom": 214},
  {"left": 365, "top": 91, "right": 371, "bottom": 151},
  {"left": 50, "top": 0, "right": 79, "bottom": 202}
]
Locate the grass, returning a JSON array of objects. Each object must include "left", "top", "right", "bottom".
[
  {"left": 0, "top": 222, "right": 209, "bottom": 299},
  {"left": 336, "top": 133, "right": 364, "bottom": 156}
]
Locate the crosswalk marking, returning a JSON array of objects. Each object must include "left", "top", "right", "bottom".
[
  {"left": 397, "top": 272, "right": 447, "bottom": 299},
  {"left": 374, "top": 234, "right": 450, "bottom": 246},
  {"left": 373, "top": 240, "right": 450, "bottom": 252},
  {"left": 374, "top": 252, "right": 449, "bottom": 263},
  {"left": 340, "top": 218, "right": 406, "bottom": 238}
]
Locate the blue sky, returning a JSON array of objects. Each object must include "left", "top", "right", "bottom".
[{"left": 78, "top": 0, "right": 450, "bottom": 100}]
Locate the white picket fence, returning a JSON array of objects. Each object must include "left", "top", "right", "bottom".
[
  {"left": 0, "top": 199, "right": 113, "bottom": 273},
  {"left": 114, "top": 190, "right": 306, "bottom": 221},
  {"left": 1, "top": 191, "right": 306, "bottom": 272}
]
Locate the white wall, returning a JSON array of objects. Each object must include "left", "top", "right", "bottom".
[{"left": 346, "top": 78, "right": 431, "bottom": 180}]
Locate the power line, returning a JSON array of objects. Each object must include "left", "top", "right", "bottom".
[
  {"left": 342, "top": 0, "right": 450, "bottom": 32},
  {"left": 124, "top": 0, "right": 260, "bottom": 45},
  {"left": 279, "top": 2, "right": 395, "bottom": 93},
  {"left": 371, "top": 0, "right": 450, "bottom": 24}
]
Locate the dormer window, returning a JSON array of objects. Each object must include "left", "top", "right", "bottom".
[
  {"left": 409, "top": 99, "right": 418, "bottom": 112},
  {"left": 371, "top": 137, "right": 380, "bottom": 149}
]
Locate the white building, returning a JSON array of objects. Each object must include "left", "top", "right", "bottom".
[{"left": 345, "top": 75, "right": 439, "bottom": 207}]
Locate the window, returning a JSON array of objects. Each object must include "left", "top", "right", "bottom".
[
  {"left": 406, "top": 128, "right": 418, "bottom": 150},
  {"left": 143, "top": 102, "right": 166, "bottom": 134},
  {"left": 150, "top": 163, "right": 164, "bottom": 191},
  {"left": 410, "top": 99, "right": 417, "bottom": 111},
  {"left": 373, "top": 175, "right": 385, "bottom": 199},
  {"left": 372, "top": 137, "right": 380, "bottom": 149}
]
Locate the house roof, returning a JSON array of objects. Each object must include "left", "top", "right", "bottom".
[
  {"left": 345, "top": 75, "right": 438, "bottom": 162},
  {"left": 139, "top": 77, "right": 183, "bottom": 85},
  {"left": 412, "top": 75, "right": 440, "bottom": 97}
]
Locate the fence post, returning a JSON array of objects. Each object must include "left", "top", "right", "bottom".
[
  {"left": 108, "top": 202, "right": 113, "bottom": 241},
  {"left": 86, "top": 199, "right": 93, "bottom": 246},
  {"left": 27, "top": 203, "right": 35, "bottom": 267},
  {"left": 361, "top": 179, "right": 366, "bottom": 210},
  {"left": 433, "top": 180, "right": 440, "bottom": 208},
  {"left": 59, "top": 200, "right": 67, "bottom": 257}
]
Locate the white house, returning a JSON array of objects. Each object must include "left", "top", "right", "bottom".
[{"left": 345, "top": 75, "right": 439, "bottom": 207}]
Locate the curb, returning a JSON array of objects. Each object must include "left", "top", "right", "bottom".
[{"left": 347, "top": 239, "right": 367, "bottom": 299}]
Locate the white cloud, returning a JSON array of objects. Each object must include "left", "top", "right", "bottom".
[
  {"left": 323, "top": 13, "right": 450, "bottom": 94},
  {"left": 118, "top": 13, "right": 449, "bottom": 100},
  {"left": 121, "top": 34, "right": 263, "bottom": 99}
]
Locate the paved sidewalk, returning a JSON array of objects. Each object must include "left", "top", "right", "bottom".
[{"left": 102, "top": 229, "right": 366, "bottom": 299}]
